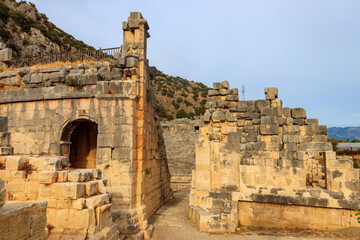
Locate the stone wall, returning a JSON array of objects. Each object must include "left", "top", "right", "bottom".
[
  {"left": 0, "top": 177, "right": 47, "bottom": 240},
  {"left": 189, "top": 81, "right": 360, "bottom": 233},
  {"left": 161, "top": 118, "right": 201, "bottom": 191},
  {"left": 0, "top": 156, "right": 119, "bottom": 239},
  {"left": 0, "top": 12, "right": 172, "bottom": 239}
]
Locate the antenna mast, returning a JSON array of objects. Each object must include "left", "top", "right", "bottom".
[{"left": 241, "top": 85, "right": 246, "bottom": 100}]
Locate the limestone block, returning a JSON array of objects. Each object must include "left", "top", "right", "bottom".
[
  {"left": 39, "top": 66, "right": 63, "bottom": 73},
  {"left": 219, "top": 89, "right": 230, "bottom": 95},
  {"left": 260, "top": 124, "right": 279, "bottom": 135},
  {"left": 53, "top": 182, "right": 86, "bottom": 199},
  {"left": 30, "top": 73, "right": 43, "bottom": 84},
  {"left": 264, "top": 87, "right": 278, "bottom": 100},
  {"left": 0, "top": 48, "right": 12, "bottom": 62},
  {"left": 68, "top": 170, "right": 91, "bottom": 182},
  {"left": 225, "top": 111, "right": 235, "bottom": 122},
  {"left": 212, "top": 111, "right": 225, "bottom": 122},
  {"left": 220, "top": 81, "right": 229, "bottom": 89},
  {"left": 57, "top": 171, "right": 68, "bottom": 182},
  {"left": 270, "top": 100, "right": 282, "bottom": 108},
  {"left": 226, "top": 95, "right": 238, "bottom": 101},
  {"left": 305, "top": 118, "right": 319, "bottom": 125},
  {"left": 39, "top": 171, "right": 58, "bottom": 184},
  {"left": 204, "top": 111, "right": 211, "bottom": 122},
  {"left": 85, "top": 181, "right": 99, "bottom": 196},
  {"left": 91, "top": 169, "right": 102, "bottom": 180},
  {"left": 293, "top": 118, "right": 305, "bottom": 125},
  {"left": 68, "top": 208, "right": 96, "bottom": 229},
  {"left": 126, "top": 56, "right": 138, "bottom": 68},
  {"left": 69, "top": 69, "right": 85, "bottom": 74},
  {"left": 208, "top": 90, "right": 218, "bottom": 96},
  {"left": 213, "top": 82, "right": 221, "bottom": 90},
  {"left": 261, "top": 116, "right": 277, "bottom": 124},
  {"left": 85, "top": 194, "right": 110, "bottom": 208},
  {"left": 292, "top": 108, "right": 306, "bottom": 119},
  {"left": 28, "top": 157, "right": 63, "bottom": 171},
  {"left": 5, "top": 156, "right": 26, "bottom": 170},
  {"left": 255, "top": 100, "right": 270, "bottom": 112},
  {"left": 282, "top": 107, "right": 291, "bottom": 117},
  {"left": 261, "top": 107, "right": 282, "bottom": 117},
  {"left": 72, "top": 198, "right": 86, "bottom": 210}
]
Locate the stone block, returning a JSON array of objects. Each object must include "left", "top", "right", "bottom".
[
  {"left": 270, "top": 100, "right": 282, "bottom": 108},
  {"left": 126, "top": 56, "right": 138, "bottom": 68},
  {"left": 204, "top": 111, "right": 211, "bottom": 122},
  {"left": 293, "top": 118, "right": 305, "bottom": 125},
  {"left": 68, "top": 170, "right": 91, "bottom": 182},
  {"left": 220, "top": 81, "right": 229, "bottom": 89},
  {"left": 225, "top": 112, "right": 235, "bottom": 122},
  {"left": 57, "top": 171, "right": 68, "bottom": 182},
  {"left": 53, "top": 182, "right": 86, "bottom": 199},
  {"left": 85, "top": 181, "right": 99, "bottom": 196},
  {"left": 261, "top": 116, "right": 277, "bottom": 124},
  {"left": 260, "top": 124, "right": 279, "bottom": 135},
  {"left": 264, "top": 87, "right": 278, "bottom": 100},
  {"left": 39, "top": 171, "right": 58, "bottom": 184},
  {"left": 212, "top": 111, "right": 225, "bottom": 122},
  {"left": 85, "top": 194, "right": 110, "bottom": 208},
  {"left": 219, "top": 89, "right": 230, "bottom": 95},
  {"left": 0, "top": 48, "right": 12, "bottom": 62},
  {"left": 5, "top": 156, "right": 26, "bottom": 170},
  {"left": 208, "top": 90, "right": 218, "bottom": 96},
  {"left": 255, "top": 100, "right": 270, "bottom": 112},
  {"left": 30, "top": 73, "right": 43, "bottom": 84},
  {"left": 292, "top": 108, "right": 306, "bottom": 119},
  {"left": 213, "top": 82, "right": 221, "bottom": 90},
  {"left": 261, "top": 107, "right": 282, "bottom": 117}
]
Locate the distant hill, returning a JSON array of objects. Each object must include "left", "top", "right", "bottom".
[
  {"left": 150, "top": 69, "right": 209, "bottom": 121},
  {"left": 327, "top": 127, "right": 360, "bottom": 141}
]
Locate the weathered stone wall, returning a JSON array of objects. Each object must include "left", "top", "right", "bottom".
[
  {"left": 190, "top": 81, "right": 360, "bottom": 233},
  {"left": 0, "top": 12, "right": 172, "bottom": 239},
  {"left": 161, "top": 118, "right": 201, "bottom": 191},
  {"left": 0, "top": 177, "right": 47, "bottom": 240},
  {"left": 0, "top": 156, "right": 119, "bottom": 239}
]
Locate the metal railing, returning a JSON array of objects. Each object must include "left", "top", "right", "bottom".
[{"left": 14, "top": 47, "right": 122, "bottom": 67}]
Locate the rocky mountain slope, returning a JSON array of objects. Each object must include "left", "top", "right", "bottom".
[{"left": 0, "top": 0, "right": 93, "bottom": 66}]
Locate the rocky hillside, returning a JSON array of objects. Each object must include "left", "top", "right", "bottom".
[
  {"left": 151, "top": 69, "right": 209, "bottom": 120},
  {"left": 0, "top": 0, "right": 93, "bottom": 66}
]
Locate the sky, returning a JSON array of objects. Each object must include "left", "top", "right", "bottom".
[{"left": 29, "top": 0, "right": 360, "bottom": 127}]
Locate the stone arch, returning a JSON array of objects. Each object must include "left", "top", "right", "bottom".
[{"left": 59, "top": 116, "right": 98, "bottom": 169}]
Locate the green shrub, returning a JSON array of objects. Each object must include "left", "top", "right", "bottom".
[
  {"left": 171, "top": 100, "right": 179, "bottom": 109},
  {"left": 184, "top": 100, "right": 193, "bottom": 107},
  {"left": 354, "top": 161, "right": 360, "bottom": 169},
  {"left": 181, "top": 93, "right": 188, "bottom": 98},
  {"left": 200, "top": 99, "right": 207, "bottom": 105},
  {"left": 176, "top": 97, "right": 183, "bottom": 103},
  {"left": 9, "top": 10, "right": 36, "bottom": 34},
  {"left": 65, "top": 76, "right": 80, "bottom": 87},
  {"left": 0, "top": 1, "right": 10, "bottom": 20},
  {"left": 176, "top": 109, "right": 188, "bottom": 119},
  {"left": 201, "top": 90, "right": 208, "bottom": 98}
]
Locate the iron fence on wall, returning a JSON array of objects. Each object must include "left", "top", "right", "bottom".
[{"left": 13, "top": 47, "right": 122, "bottom": 67}]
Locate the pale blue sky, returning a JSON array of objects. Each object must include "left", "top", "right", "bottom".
[{"left": 29, "top": 0, "right": 360, "bottom": 127}]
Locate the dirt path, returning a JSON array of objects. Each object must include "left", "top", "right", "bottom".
[{"left": 149, "top": 188, "right": 360, "bottom": 240}]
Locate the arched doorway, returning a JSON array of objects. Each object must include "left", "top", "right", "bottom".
[{"left": 60, "top": 119, "right": 98, "bottom": 169}]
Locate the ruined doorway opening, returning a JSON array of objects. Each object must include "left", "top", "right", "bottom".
[{"left": 60, "top": 120, "right": 98, "bottom": 169}]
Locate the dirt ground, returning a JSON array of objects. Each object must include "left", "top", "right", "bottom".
[{"left": 149, "top": 188, "right": 360, "bottom": 240}]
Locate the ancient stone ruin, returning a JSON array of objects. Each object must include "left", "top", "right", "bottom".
[
  {"left": 0, "top": 12, "right": 171, "bottom": 239},
  {"left": 161, "top": 118, "right": 201, "bottom": 191},
  {"left": 190, "top": 82, "right": 360, "bottom": 233}
]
